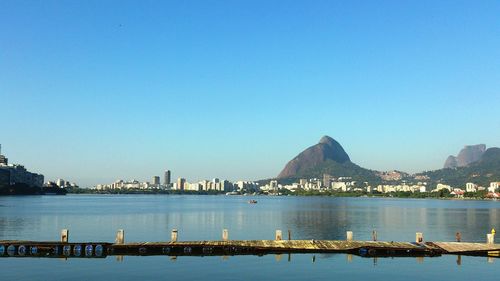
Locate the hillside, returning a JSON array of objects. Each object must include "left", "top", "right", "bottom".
[
  {"left": 421, "top": 147, "right": 500, "bottom": 187},
  {"left": 276, "top": 136, "right": 379, "bottom": 183}
]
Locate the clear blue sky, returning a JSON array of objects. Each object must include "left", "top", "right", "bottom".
[{"left": 1, "top": 0, "right": 499, "bottom": 187}]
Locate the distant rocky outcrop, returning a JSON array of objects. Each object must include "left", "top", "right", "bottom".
[
  {"left": 443, "top": 156, "right": 458, "bottom": 169},
  {"left": 476, "top": 147, "right": 500, "bottom": 166},
  {"left": 443, "top": 144, "right": 486, "bottom": 168},
  {"left": 422, "top": 145, "right": 500, "bottom": 187},
  {"left": 277, "top": 136, "right": 350, "bottom": 179}
]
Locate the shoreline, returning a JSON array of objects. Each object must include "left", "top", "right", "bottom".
[{"left": 56, "top": 192, "right": 497, "bottom": 201}]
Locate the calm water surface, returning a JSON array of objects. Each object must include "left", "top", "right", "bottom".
[{"left": 0, "top": 195, "right": 499, "bottom": 280}]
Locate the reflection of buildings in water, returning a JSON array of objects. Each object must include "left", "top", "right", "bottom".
[
  {"left": 0, "top": 217, "right": 35, "bottom": 240},
  {"left": 418, "top": 207, "right": 427, "bottom": 230},
  {"left": 434, "top": 208, "right": 446, "bottom": 235},
  {"left": 282, "top": 199, "right": 423, "bottom": 240},
  {"left": 285, "top": 207, "right": 351, "bottom": 240},
  {"left": 489, "top": 208, "right": 497, "bottom": 232},
  {"left": 162, "top": 201, "right": 297, "bottom": 240},
  {"left": 286, "top": 202, "right": 455, "bottom": 241},
  {"left": 463, "top": 207, "right": 499, "bottom": 243},
  {"left": 164, "top": 211, "right": 228, "bottom": 240},
  {"left": 466, "top": 208, "right": 477, "bottom": 235},
  {"left": 444, "top": 206, "right": 500, "bottom": 243},
  {"left": 287, "top": 202, "right": 423, "bottom": 241},
  {"left": 157, "top": 198, "right": 500, "bottom": 244},
  {"left": 283, "top": 199, "right": 500, "bottom": 242},
  {"left": 434, "top": 208, "right": 471, "bottom": 242}
]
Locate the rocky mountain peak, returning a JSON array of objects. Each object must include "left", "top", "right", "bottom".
[
  {"left": 319, "top": 135, "right": 335, "bottom": 146},
  {"left": 277, "top": 136, "right": 351, "bottom": 179},
  {"left": 444, "top": 144, "right": 487, "bottom": 168}
]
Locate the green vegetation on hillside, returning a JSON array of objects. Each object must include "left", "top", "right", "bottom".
[
  {"left": 421, "top": 148, "right": 500, "bottom": 187},
  {"left": 278, "top": 160, "right": 380, "bottom": 185}
]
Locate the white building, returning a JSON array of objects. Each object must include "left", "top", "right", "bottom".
[
  {"left": 235, "top": 181, "right": 259, "bottom": 192},
  {"left": 489, "top": 182, "right": 500, "bottom": 193},
  {"left": 188, "top": 182, "right": 202, "bottom": 191},
  {"left": 434, "top": 184, "right": 452, "bottom": 192},
  {"left": 466, "top": 182, "right": 477, "bottom": 193},
  {"left": 332, "top": 182, "right": 348, "bottom": 191}
]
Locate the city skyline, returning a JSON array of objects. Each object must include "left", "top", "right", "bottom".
[
  {"left": 1, "top": 139, "right": 499, "bottom": 188},
  {"left": 1, "top": 1, "right": 499, "bottom": 187}
]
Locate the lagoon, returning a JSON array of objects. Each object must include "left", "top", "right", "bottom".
[{"left": 0, "top": 195, "right": 499, "bottom": 280}]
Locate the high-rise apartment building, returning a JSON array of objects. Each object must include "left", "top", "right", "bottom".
[
  {"left": 164, "top": 170, "right": 171, "bottom": 186},
  {"left": 0, "top": 144, "right": 8, "bottom": 165},
  {"left": 177, "top": 177, "right": 185, "bottom": 191},
  {"left": 153, "top": 176, "right": 160, "bottom": 185}
]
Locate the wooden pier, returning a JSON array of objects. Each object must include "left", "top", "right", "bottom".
[
  {"left": 1, "top": 239, "right": 499, "bottom": 259},
  {"left": 1, "top": 229, "right": 498, "bottom": 259}
]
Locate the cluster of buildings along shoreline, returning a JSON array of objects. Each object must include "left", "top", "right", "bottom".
[
  {"left": 92, "top": 170, "right": 500, "bottom": 199},
  {"left": 259, "top": 175, "right": 500, "bottom": 198},
  {"left": 0, "top": 145, "right": 76, "bottom": 194},
  {"left": 94, "top": 170, "right": 259, "bottom": 193},
  {"left": 0, "top": 146, "right": 44, "bottom": 189},
  {"left": 2, "top": 144, "right": 500, "bottom": 198}
]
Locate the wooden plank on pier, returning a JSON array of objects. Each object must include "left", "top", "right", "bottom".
[
  {"left": 430, "top": 242, "right": 500, "bottom": 253},
  {"left": 108, "top": 240, "right": 432, "bottom": 252}
]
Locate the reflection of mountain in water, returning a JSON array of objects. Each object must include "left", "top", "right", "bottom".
[{"left": 282, "top": 198, "right": 499, "bottom": 243}]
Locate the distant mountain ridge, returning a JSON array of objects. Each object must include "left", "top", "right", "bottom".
[
  {"left": 443, "top": 144, "right": 486, "bottom": 168},
  {"left": 272, "top": 135, "right": 500, "bottom": 188},
  {"left": 422, "top": 146, "right": 500, "bottom": 187}
]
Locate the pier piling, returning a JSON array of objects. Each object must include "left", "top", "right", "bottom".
[
  {"left": 115, "top": 229, "right": 124, "bottom": 244},
  {"left": 346, "top": 231, "right": 353, "bottom": 241},
  {"left": 416, "top": 232, "right": 423, "bottom": 243},
  {"left": 61, "top": 229, "right": 69, "bottom": 243},
  {"left": 171, "top": 229, "right": 178, "bottom": 242},
  {"left": 487, "top": 234, "right": 494, "bottom": 244},
  {"left": 275, "top": 230, "right": 282, "bottom": 241}
]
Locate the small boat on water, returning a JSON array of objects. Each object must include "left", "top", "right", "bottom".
[{"left": 248, "top": 200, "right": 257, "bottom": 204}]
